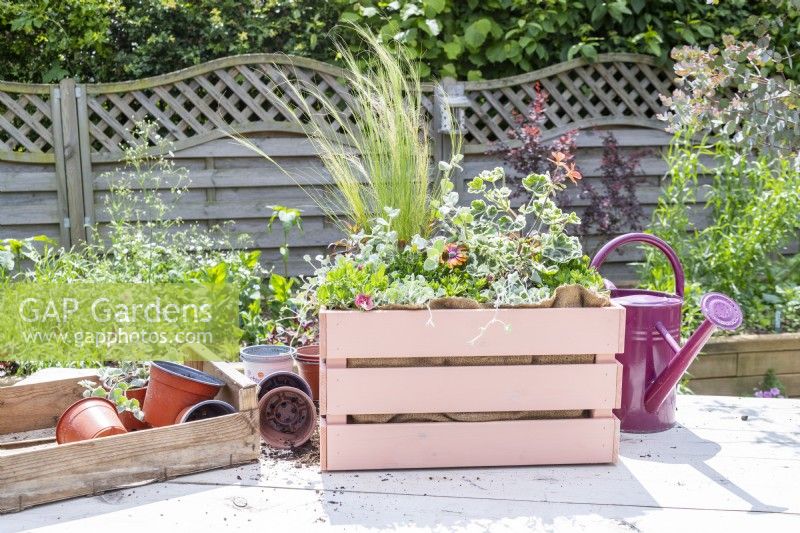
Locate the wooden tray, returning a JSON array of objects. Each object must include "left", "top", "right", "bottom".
[
  {"left": 0, "top": 361, "right": 258, "bottom": 513},
  {"left": 319, "top": 305, "right": 625, "bottom": 471}
]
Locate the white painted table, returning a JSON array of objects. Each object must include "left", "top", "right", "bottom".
[{"left": 3, "top": 395, "right": 798, "bottom": 532}]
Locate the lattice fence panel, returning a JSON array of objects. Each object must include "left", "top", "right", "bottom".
[
  {"left": 460, "top": 58, "right": 673, "bottom": 146},
  {"left": 85, "top": 63, "right": 362, "bottom": 153},
  {"left": 0, "top": 90, "right": 53, "bottom": 154},
  {"left": 0, "top": 54, "right": 672, "bottom": 161}
]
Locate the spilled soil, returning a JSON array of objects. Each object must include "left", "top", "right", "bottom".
[{"left": 261, "top": 427, "right": 320, "bottom": 467}]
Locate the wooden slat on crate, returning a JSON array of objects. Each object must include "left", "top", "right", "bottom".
[
  {"left": 326, "top": 363, "right": 620, "bottom": 415},
  {"left": 323, "top": 306, "right": 625, "bottom": 359},
  {"left": 200, "top": 360, "right": 258, "bottom": 412},
  {"left": 324, "top": 418, "right": 617, "bottom": 471}
]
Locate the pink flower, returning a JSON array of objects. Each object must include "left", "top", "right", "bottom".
[{"left": 354, "top": 293, "right": 374, "bottom": 311}]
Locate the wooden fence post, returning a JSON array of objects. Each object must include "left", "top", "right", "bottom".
[
  {"left": 432, "top": 78, "right": 469, "bottom": 193},
  {"left": 75, "top": 84, "right": 94, "bottom": 244},
  {"left": 49, "top": 85, "right": 72, "bottom": 248},
  {"left": 56, "top": 79, "right": 89, "bottom": 245}
]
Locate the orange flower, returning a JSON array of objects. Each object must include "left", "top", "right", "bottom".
[
  {"left": 548, "top": 151, "right": 567, "bottom": 166},
  {"left": 564, "top": 162, "right": 582, "bottom": 184},
  {"left": 441, "top": 243, "right": 468, "bottom": 268},
  {"left": 548, "top": 151, "right": 582, "bottom": 184}
]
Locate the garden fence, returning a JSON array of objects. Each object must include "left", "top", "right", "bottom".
[{"left": 0, "top": 53, "right": 676, "bottom": 279}]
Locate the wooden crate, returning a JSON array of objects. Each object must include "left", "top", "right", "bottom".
[
  {"left": 0, "top": 361, "right": 259, "bottom": 513},
  {"left": 319, "top": 306, "right": 625, "bottom": 471}
]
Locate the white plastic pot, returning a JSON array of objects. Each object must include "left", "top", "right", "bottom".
[{"left": 240, "top": 345, "right": 295, "bottom": 382}]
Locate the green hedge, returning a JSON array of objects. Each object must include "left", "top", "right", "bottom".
[{"left": 1, "top": 1, "right": 798, "bottom": 83}]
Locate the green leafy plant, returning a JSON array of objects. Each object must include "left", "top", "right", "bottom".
[
  {"left": 315, "top": 258, "right": 389, "bottom": 310},
  {"left": 5, "top": 1, "right": 800, "bottom": 83},
  {"left": 643, "top": 132, "right": 800, "bottom": 335},
  {"left": 2, "top": 124, "right": 319, "bottom": 374},
  {"left": 0, "top": 0, "right": 339, "bottom": 83},
  {"left": 78, "top": 378, "right": 146, "bottom": 421},
  {"left": 2, "top": 123, "right": 302, "bottom": 372},
  {"left": 77, "top": 362, "right": 150, "bottom": 417},
  {"left": 0, "top": 236, "right": 55, "bottom": 284},
  {"left": 268, "top": 205, "right": 303, "bottom": 277},
  {"left": 96, "top": 362, "right": 150, "bottom": 389},
  {"left": 642, "top": 36, "right": 800, "bottom": 335}
]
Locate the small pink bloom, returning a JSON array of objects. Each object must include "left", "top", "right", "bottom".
[{"left": 354, "top": 293, "right": 374, "bottom": 311}]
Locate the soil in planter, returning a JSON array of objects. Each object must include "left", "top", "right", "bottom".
[{"left": 261, "top": 427, "right": 320, "bottom": 467}]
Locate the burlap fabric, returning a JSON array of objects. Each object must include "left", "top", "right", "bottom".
[{"left": 348, "top": 284, "right": 609, "bottom": 424}]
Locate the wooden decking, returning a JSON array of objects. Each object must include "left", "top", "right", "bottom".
[{"left": 2, "top": 395, "right": 798, "bottom": 532}]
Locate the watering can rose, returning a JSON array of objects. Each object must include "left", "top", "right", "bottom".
[{"left": 0, "top": 283, "right": 241, "bottom": 363}]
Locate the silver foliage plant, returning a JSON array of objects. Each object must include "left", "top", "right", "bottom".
[
  {"left": 418, "top": 167, "right": 584, "bottom": 305},
  {"left": 660, "top": 35, "right": 800, "bottom": 160}
]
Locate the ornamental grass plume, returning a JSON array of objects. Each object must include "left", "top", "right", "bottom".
[{"left": 237, "top": 24, "right": 462, "bottom": 243}]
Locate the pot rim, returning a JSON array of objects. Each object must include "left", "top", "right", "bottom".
[
  {"left": 151, "top": 360, "right": 225, "bottom": 388},
  {"left": 294, "top": 344, "right": 320, "bottom": 354},
  {"left": 240, "top": 344, "right": 296, "bottom": 363},
  {"left": 257, "top": 371, "right": 312, "bottom": 400},
  {"left": 176, "top": 399, "right": 237, "bottom": 424}
]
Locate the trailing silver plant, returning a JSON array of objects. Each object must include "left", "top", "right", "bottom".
[{"left": 413, "top": 167, "right": 583, "bottom": 303}]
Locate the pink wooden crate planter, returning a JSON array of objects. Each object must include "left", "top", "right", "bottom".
[{"left": 319, "top": 305, "right": 626, "bottom": 471}]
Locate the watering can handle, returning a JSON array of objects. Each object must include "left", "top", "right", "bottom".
[{"left": 590, "top": 233, "right": 685, "bottom": 298}]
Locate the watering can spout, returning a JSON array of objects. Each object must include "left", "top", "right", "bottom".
[{"left": 644, "top": 293, "right": 743, "bottom": 413}]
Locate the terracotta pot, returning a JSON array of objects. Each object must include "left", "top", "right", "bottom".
[
  {"left": 175, "top": 399, "right": 236, "bottom": 424},
  {"left": 144, "top": 361, "right": 225, "bottom": 427},
  {"left": 258, "top": 386, "right": 316, "bottom": 449},
  {"left": 294, "top": 344, "right": 320, "bottom": 401},
  {"left": 56, "top": 397, "right": 127, "bottom": 444},
  {"left": 256, "top": 370, "right": 312, "bottom": 401}
]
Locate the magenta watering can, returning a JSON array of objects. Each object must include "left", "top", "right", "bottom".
[{"left": 591, "top": 233, "right": 743, "bottom": 433}]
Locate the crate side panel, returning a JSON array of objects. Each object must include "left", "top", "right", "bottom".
[
  {"left": 326, "top": 363, "right": 619, "bottom": 415},
  {"left": 323, "top": 418, "right": 616, "bottom": 471},
  {"left": 0, "top": 411, "right": 259, "bottom": 513},
  {"left": 0, "top": 373, "right": 94, "bottom": 434},
  {"left": 323, "top": 307, "right": 625, "bottom": 358},
  {"left": 202, "top": 361, "right": 258, "bottom": 411}
]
